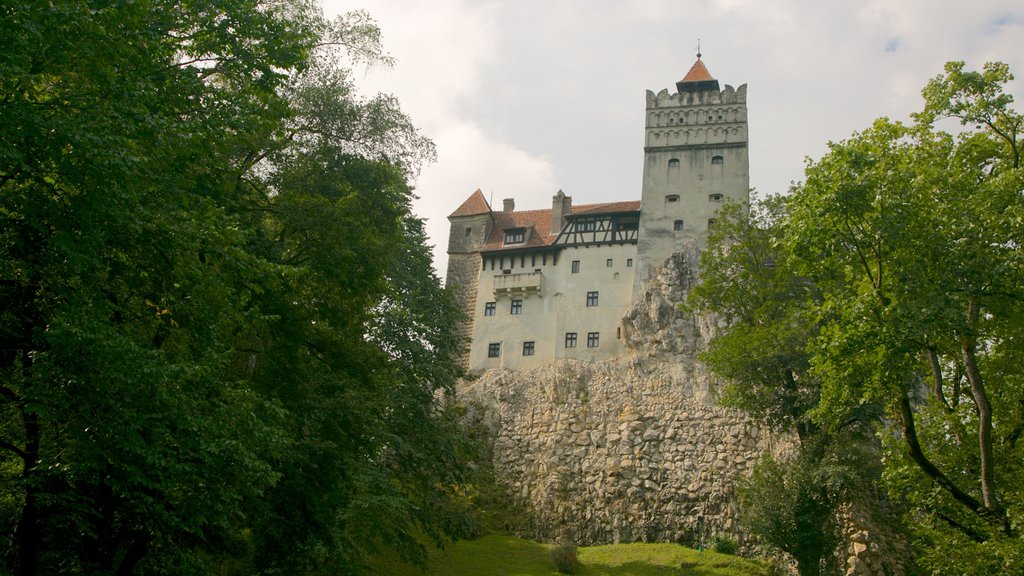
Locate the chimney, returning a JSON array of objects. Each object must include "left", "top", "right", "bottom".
[
  {"left": 503, "top": 198, "right": 515, "bottom": 213},
  {"left": 550, "top": 190, "right": 572, "bottom": 233}
]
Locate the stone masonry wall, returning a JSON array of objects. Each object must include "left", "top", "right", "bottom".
[
  {"left": 445, "top": 252, "right": 481, "bottom": 368},
  {"left": 459, "top": 355, "right": 776, "bottom": 548}
]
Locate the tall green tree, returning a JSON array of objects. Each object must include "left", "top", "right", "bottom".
[
  {"left": 691, "top": 197, "right": 883, "bottom": 576},
  {"left": 694, "top": 61, "right": 1023, "bottom": 575},
  {"left": 789, "top": 64, "right": 1023, "bottom": 574},
  {"left": 1, "top": 2, "right": 468, "bottom": 574}
]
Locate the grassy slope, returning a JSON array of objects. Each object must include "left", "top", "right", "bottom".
[{"left": 376, "top": 534, "right": 768, "bottom": 576}]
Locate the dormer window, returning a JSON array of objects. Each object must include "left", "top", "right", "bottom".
[{"left": 504, "top": 229, "right": 526, "bottom": 245}]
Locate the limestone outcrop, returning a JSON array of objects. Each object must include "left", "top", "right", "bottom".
[
  {"left": 458, "top": 248, "right": 775, "bottom": 548},
  {"left": 457, "top": 250, "right": 908, "bottom": 575}
]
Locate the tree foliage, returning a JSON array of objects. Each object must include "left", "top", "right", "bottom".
[
  {"left": 0, "top": 2, "right": 467, "bottom": 574},
  {"left": 692, "top": 61, "right": 1024, "bottom": 575}
]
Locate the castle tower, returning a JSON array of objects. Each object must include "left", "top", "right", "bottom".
[
  {"left": 446, "top": 189, "right": 494, "bottom": 366},
  {"left": 634, "top": 55, "right": 749, "bottom": 291}
]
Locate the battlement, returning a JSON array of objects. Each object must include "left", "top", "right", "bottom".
[{"left": 645, "top": 83, "right": 747, "bottom": 108}]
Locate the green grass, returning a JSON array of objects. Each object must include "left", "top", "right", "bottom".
[{"left": 375, "top": 534, "right": 768, "bottom": 576}]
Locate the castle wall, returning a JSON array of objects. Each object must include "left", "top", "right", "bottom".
[
  {"left": 635, "top": 84, "right": 749, "bottom": 292},
  {"left": 470, "top": 242, "right": 637, "bottom": 370}
]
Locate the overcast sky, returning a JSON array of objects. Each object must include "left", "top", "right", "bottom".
[{"left": 320, "top": 0, "right": 1024, "bottom": 279}]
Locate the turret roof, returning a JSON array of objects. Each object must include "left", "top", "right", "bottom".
[
  {"left": 449, "top": 189, "right": 491, "bottom": 218},
  {"left": 680, "top": 58, "right": 714, "bottom": 83},
  {"left": 676, "top": 55, "right": 721, "bottom": 93}
]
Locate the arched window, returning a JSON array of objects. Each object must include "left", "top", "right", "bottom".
[
  {"left": 711, "top": 155, "right": 724, "bottom": 165},
  {"left": 665, "top": 194, "right": 679, "bottom": 203}
]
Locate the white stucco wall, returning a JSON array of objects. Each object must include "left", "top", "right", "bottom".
[{"left": 469, "top": 243, "right": 637, "bottom": 371}]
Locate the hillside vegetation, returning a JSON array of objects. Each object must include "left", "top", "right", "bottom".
[{"left": 378, "top": 534, "right": 769, "bottom": 576}]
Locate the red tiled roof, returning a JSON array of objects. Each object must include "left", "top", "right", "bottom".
[
  {"left": 570, "top": 201, "right": 642, "bottom": 216},
  {"left": 481, "top": 200, "right": 640, "bottom": 252},
  {"left": 680, "top": 58, "right": 714, "bottom": 83},
  {"left": 449, "top": 189, "right": 491, "bottom": 218}
]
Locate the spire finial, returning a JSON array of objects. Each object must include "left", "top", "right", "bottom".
[{"left": 696, "top": 38, "right": 702, "bottom": 59}]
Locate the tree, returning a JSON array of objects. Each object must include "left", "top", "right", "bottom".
[
  {"left": 1, "top": 2, "right": 469, "bottom": 574},
  {"left": 693, "top": 61, "right": 1023, "bottom": 575},
  {"left": 788, "top": 64, "right": 1024, "bottom": 575},
  {"left": 690, "top": 197, "right": 884, "bottom": 575}
]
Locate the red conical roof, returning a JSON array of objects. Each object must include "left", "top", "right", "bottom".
[
  {"left": 680, "top": 58, "right": 714, "bottom": 83},
  {"left": 449, "top": 189, "right": 491, "bottom": 218},
  {"left": 676, "top": 56, "right": 721, "bottom": 93}
]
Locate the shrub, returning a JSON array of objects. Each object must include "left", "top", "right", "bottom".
[
  {"left": 712, "top": 534, "right": 738, "bottom": 555},
  {"left": 550, "top": 540, "right": 581, "bottom": 574}
]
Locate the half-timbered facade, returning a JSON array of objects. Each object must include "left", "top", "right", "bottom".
[{"left": 446, "top": 56, "right": 748, "bottom": 371}]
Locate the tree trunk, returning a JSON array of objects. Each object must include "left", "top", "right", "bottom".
[
  {"left": 960, "top": 300, "right": 1007, "bottom": 534},
  {"left": 16, "top": 350, "right": 40, "bottom": 576}
]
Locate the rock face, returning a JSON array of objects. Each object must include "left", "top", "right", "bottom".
[
  {"left": 458, "top": 247, "right": 777, "bottom": 548},
  {"left": 460, "top": 355, "right": 777, "bottom": 548},
  {"left": 457, "top": 250, "right": 908, "bottom": 575}
]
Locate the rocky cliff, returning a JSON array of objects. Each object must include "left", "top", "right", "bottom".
[
  {"left": 458, "top": 247, "right": 777, "bottom": 548},
  {"left": 457, "top": 249, "right": 908, "bottom": 575}
]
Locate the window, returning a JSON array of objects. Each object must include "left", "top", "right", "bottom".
[
  {"left": 708, "top": 219, "right": 717, "bottom": 230},
  {"left": 487, "top": 343, "right": 501, "bottom": 358},
  {"left": 484, "top": 302, "right": 496, "bottom": 316},
  {"left": 668, "top": 158, "right": 680, "bottom": 168},
  {"left": 586, "top": 291, "right": 599, "bottom": 307},
  {"left": 626, "top": 258, "right": 633, "bottom": 267},
  {"left": 464, "top": 227, "right": 472, "bottom": 238},
  {"left": 711, "top": 155, "right": 724, "bottom": 165},
  {"left": 571, "top": 260, "right": 580, "bottom": 273},
  {"left": 587, "top": 332, "right": 600, "bottom": 348},
  {"left": 522, "top": 341, "right": 535, "bottom": 356},
  {"left": 504, "top": 229, "right": 525, "bottom": 244},
  {"left": 565, "top": 332, "right": 577, "bottom": 348},
  {"left": 665, "top": 194, "right": 679, "bottom": 203},
  {"left": 510, "top": 299, "right": 523, "bottom": 315},
  {"left": 709, "top": 193, "right": 724, "bottom": 202},
  {"left": 606, "top": 259, "right": 613, "bottom": 267},
  {"left": 579, "top": 220, "right": 597, "bottom": 232},
  {"left": 674, "top": 220, "right": 684, "bottom": 231}
]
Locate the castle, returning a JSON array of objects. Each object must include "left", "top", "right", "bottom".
[{"left": 446, "top": 56, "right": 749, "bottom": 371}]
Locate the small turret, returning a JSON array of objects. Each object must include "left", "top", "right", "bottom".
[{"left": 676, "top": 52, "right": 720, "bottom": 93}]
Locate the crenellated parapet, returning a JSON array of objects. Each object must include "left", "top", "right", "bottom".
[
  {"left": 644, "top": 85, "right": 748, "bottom": 148},
  {"left": 645, "top": 83, "right": 747, "bottom": 108}
]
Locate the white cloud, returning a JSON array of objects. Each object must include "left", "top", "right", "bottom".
[{"left": 322, "top": 0, "right": 1024, "bottom": 276}]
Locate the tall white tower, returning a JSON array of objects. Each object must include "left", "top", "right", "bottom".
[{"left": 634, "top": 55, "right": 749, "bottom": 291}]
